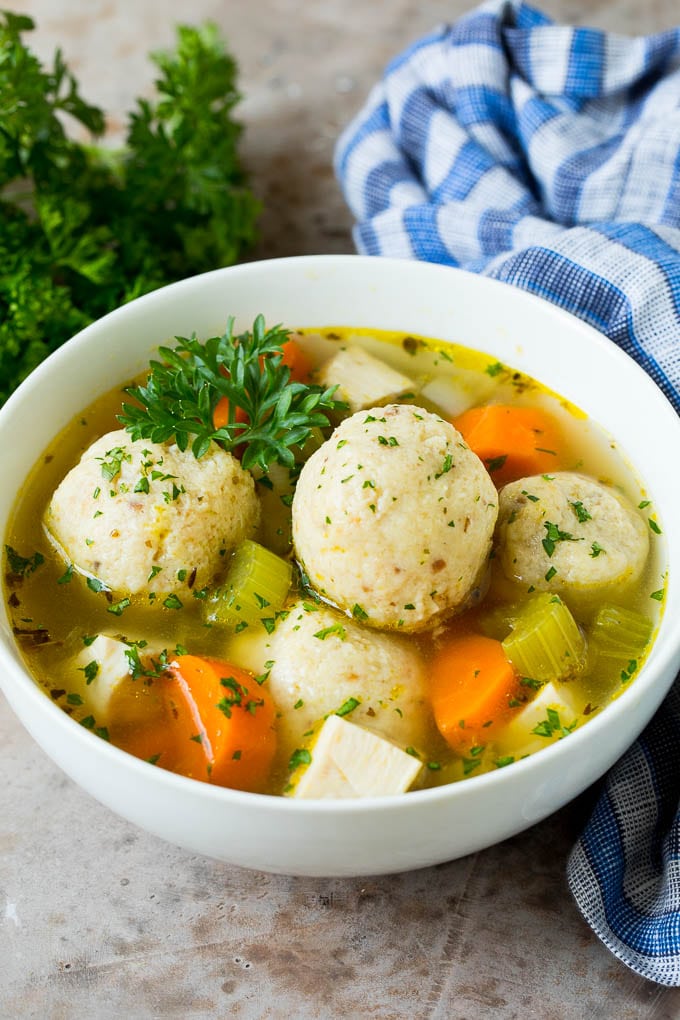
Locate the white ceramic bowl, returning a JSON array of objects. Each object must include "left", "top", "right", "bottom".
[{"left": 1, "top": 255, "right": 679, "bottom": 877}]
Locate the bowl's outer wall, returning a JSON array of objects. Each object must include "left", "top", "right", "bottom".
[{"left": 1, "top": 255, "right": 679, "bottom": 877}]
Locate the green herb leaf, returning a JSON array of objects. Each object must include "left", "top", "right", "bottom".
[
  {"left": 0, "top": 17, "right": 260, "bottom": 407},
  {"left": 542, "top": 521, "right": 579, "bottom": 558},
  {"left": 314, "top": 622, "right": 347, "bottom": 641},
  {"left": 335, "top": 697, "right": 360, "bottom": 717},
  {"left": 119, "top": 315, "right": 343, "bottom": 472},
  {"left": 5, "top": 545, "right": 44, "bottom": 578},
  {"left": 107, "top": 597, "right": 131, "bottom": 616},
  {"left": 289, "top": 748, "right": 312, "bottom": 771},
  {"left": 79, "top": 660, "right": 99, "bottom": 685}
]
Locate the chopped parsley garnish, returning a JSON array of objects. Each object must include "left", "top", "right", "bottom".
[
  {"left": 86, "top": 576, "right": 109, "bottom": 594},
  {"left": 434, "top": 454, "right": 453, "bottom": 479},
  {"left": 569, "top": 500, "right": 592, "bottom": 522},
  {"left": 5, "top": 545, "right": 44, "bottom": 578},
  {"left": 314, "top": 623, "right": 347, "bottom": 641},
  {"left": 289, "top": 748, "right": 312, "bottom": 771},
  {"left": 532, "top": 708, "right": 577, "bottom": 739},
  {"left": 216, "top": 676, "right": 248, "bottom": 718},
  {"left": 107, "top": 597, "right": 131, "bottom": 616},
  {"left": 485, "top": 454, "right": 507, "bottom": 473},
  {"left": 485, "top": 361, "right": 504, "bottom": 377},
  {"left": 519, "top": 677, "right": 543, "bottom": 690},
  {"left": 79, "top": 660, "right": 99, "bottom": 685},
  {"left": 542, "top": 521, "right": 579, "bottom": 557},
  {"left": 335, "top": 697, "right": 360, "bottom": 717},
  {"left": 57, "top": 564, "right": 74, "bottom": 585},
  {"left": 620, "top": 659, "right": 638, "bottom": 683},
  {"left": 97, "top": 446, "right": 130, "bottom": 481}
]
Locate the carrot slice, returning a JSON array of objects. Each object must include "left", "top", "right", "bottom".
[
  {"left": 212, "top": 338, "right": 311, "bottom": 434},
  {"left": 279, "top": 338, "right": 312, "bottom": 382},
  {"left": 160, "top": 655, "right": 277, "bottom": 791},
  {"left": 452, "top": 405, "right": 564, "bottom": 485},
  {"left": 430, "top": 633, "right": 522, "bottom": 750},
  {"left": 213, "top": 397, "right": 248, "bottom": 432}
]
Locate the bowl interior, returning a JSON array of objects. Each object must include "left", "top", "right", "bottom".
[{"left": 1, "top": 254, "right": 679, "bottom": 876}]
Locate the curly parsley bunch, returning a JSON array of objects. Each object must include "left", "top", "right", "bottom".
[{"left": 0, "top": 12, "right": 260, "bottom": 405}]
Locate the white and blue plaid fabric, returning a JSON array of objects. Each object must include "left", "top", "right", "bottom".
[{"left": 335, "top": 0, "right": 680, "bottom": 985}]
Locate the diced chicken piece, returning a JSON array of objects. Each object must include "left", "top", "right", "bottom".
[
  {"left": 496, "top": 680, "right": 581, "bottom": 760},
  {"left": 317, "top": 345, "right": 415, "bottom": 413},
  {"left": 290, "top": 714, "right": 423, "bottom": 799},
  {"left": 418, "top": 376, "right": 472, "bottom": 419},
  {"left": 268, "top": 601, "right": 428, "bottom": 756},
  {"left": 73, "top": 634, "right": 132, "bottom": 721}
]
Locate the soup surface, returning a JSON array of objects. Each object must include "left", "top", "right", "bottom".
[{"left": 3, "top": 323, "right": 667, "bottom": 798}]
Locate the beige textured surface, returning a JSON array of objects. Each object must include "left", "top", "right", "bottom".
[{"left": 3, "top": 1, "right": 680, "bottom": 1017}]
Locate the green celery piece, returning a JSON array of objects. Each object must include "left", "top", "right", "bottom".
[
  {"left": 501, "top": 593, "right": 586, "bottom": 682},
  {"left": 207, "top": 539, "right": 292, "bottom": 628},
  {"left": 477, "top": 601, "right": 523, "bottom": 642},
  {"left": 589, "top": 604, "right": 653, "bottom": 661}
]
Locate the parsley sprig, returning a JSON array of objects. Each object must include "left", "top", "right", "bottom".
[
  {"left": 119, "top": 315, "right": 343, "bottom": 471},
  {"left": 0, "top": 15, "right": 259, "bottom": 405}
]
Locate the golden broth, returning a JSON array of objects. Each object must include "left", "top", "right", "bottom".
[{"left": 3, "top": 326, "right": 667, "bottom": 794}]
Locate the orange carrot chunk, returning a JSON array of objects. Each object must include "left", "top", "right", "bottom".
[
  {"left": 212, "top": 338, "right": 312, "bottom": 434},
  {"left": 163, "top": 655, "right": 277, "bottom": 792},
  {"left": 430, "top": 633, "right": 522, "bottom": 750},
  {"left": 212, "top": 397, "right": 249, "bottom": 432},
  {"left": 279, "top": 337, "right": 313, "bottom": 382},
  {"left": 452, "top": 405, "right": 564, "bottom": 486}
]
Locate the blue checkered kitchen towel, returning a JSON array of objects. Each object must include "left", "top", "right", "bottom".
[{"left": 335, "top": 0, "right": 680, "bottom": 986}]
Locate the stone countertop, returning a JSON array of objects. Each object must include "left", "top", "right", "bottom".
[{"left": 2, "top": 1, "right": 680, "bottom": 1017}]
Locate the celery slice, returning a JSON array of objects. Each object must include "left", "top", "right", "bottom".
[
  {"left": 501, "top": 593, "right": 586, "bottom": 682},
  {"left": 477, "top": 602, "right": 523, "bottom": 641},
  {"left": 589, "top": 604, "right": 653, "bottom": 661},
  {"left": 207, "top": 539, "right": 292, "bottom": 629}
]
